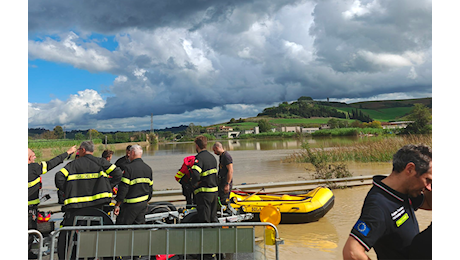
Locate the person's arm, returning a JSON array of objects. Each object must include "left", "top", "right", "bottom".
[
  {"left": 225, "top": 163, "right": 233, "bottom": 193},
  {"left": 55, "top": 166, "right": 69, "bottom": 193},
  {"left": 191, "top": 158, "right": 202, "bottom": 188},
  {"left": 343, "top": 236, "right": 372, "bottom": 260},
  {"left": 42, "top": 146, "right": 77, "bottom": 174},
  {"left": 115, "top": 166, "right": 131, "bottom": 208},
  {"left": 344, "top": 203, "right": 385, "bottom": 260}
]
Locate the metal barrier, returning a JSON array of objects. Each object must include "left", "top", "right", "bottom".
[
  {"left": 48, "top": 222, "right": 281, "bottom": 260},
  {"left": 28, "top": 229, "right": 44, "bottom": 260}
]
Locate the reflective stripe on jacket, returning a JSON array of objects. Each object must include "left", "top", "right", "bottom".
[
  {"left": 55, "top": 154, "right": 122, "bottom": 209},
  {"left": 115, "top": 158, "right": 153, "bottom": 204},
  {"left": 190, "top": 150, "right": 218, "bottom": 194},
  {"left": 28, "top": 152, "right": 68, "bottom": 206}
]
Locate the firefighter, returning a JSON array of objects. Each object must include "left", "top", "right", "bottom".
[
  {"left": 114, "top": 145, "right": 153, "bottom": 224},
  {"left": 28, "top": 145, "right": 77, "bottom": 258},
  {"left": 55, "top": 141, "right": 122, "bottom": 221},
  {"left": 190, "top": 135, "right": 218, "bottom": 224},
  {"left": 175, "top": 155, "right": 196, "bottom": 208},
  {"left": 115, "top": 145, "right": 132, "bottom": 171}
]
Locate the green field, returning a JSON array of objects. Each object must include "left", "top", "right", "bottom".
[
  {"left": 338, "top": 107, "right": 414, "bottom": 122},
  {"left": 268, "top": 118, "right": 354, "bottom": 125},
  {"left": 28, "top": 139, "right": 103, "bottom": 149}
]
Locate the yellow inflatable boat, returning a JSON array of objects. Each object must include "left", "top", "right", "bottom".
[{"left": 229, "top": 186, "right": 334, "bottom": 224}]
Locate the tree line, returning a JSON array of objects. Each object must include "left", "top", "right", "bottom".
[{"left": 257, "top": 97, "right": 378, "bottom": 123}]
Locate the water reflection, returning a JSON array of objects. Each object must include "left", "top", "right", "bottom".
[{"left": 129, "top": 136, "right": 390, "bottom": 157}]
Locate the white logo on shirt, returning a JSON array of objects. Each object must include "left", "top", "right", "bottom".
[{"left": 391, "top": 206, "right": 405, "bottom": 220}]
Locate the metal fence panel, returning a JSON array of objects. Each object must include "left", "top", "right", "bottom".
[
  {"left": 50, "top": 222, "right": 281, "bottom": 260},
  {"left": 78, "top": 227, "right": 255, "bottom": 257}
]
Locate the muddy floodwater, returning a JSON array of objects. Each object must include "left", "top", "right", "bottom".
[{"left": 40, "top": 137, "right": 432, "bottom": 259}]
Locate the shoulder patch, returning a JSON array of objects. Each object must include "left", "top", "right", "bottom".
[
  {"left": 195, "top": 159, "right": 199, "bottom": 163},
  {"left": 354, "top": 220, "right": 370, "bottom": 236}
]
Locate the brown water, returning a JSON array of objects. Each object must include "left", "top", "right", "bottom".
[{"left": 40, "top": 138, "right": 432, "bottom": 259}]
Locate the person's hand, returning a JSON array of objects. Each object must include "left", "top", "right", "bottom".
[
  {"left": 67, "top": 145, "right": 77, "bottom": 155},
  {"left": 224, "top": 184, "right": 230, "bottom": 193},
  {"left": 114, "top": 206, "right": 120, "bottom": 216}
]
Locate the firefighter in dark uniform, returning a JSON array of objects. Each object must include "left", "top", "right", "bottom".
[
  {"left": 114, "top": 145, "right": 153, "bottom": 224},
  {"left": 115, "top": 145, "right": 132, "bottom": 171},
  {"left": 175, "top": 155, "right": 196, "bottom": 208},
  {"left": 190, "top": 135, "right": 218, "bottom": 223},
  {"left": 28, "top": 145, "right": 77, "bottom": 258},
  {"left": 55, "top": 141, "right": 122, "bottom": 221}
]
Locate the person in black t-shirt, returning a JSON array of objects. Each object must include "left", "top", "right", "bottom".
[
  {"left": 212, "top": 142, "right": 233, "bottom": 207},
  {"left": 115, "top": 145, "right": 132, "bottom": 171},
  {"left": 343, "top": 144, "right": 432, "bottom": 260}
]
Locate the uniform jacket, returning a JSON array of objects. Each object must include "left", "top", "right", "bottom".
[
  {"left": 55, "top": 154, "right": 122, "bottom": 209},
  {"left": 190, "top": 150, "right": 218, "bottom": 194},
  {"left": 28, "top": 152, "right": 68, "bottom": 206},
  {"left": 115, "top": 158, "right": 153, "bottom": 204},
  {"left": 175, "top": 155, "right": 195, "bottom": 184}
]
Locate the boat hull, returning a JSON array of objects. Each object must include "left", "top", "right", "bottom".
[{"left": 230, "top": 186, "right": 335, "bottom": 224}]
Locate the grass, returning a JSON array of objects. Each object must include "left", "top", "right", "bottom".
[
  {"left": 284, "top": 135, "right": 432, "bottom": 163},
  {"left": 28, "top": 139, "right": 103, "bottom": 149},
  {"left": 29, "top": 139, "right": 103, "bottom": 162},
  {"left": 339, "top": 107, "right": 414, "bottom": 122},
  {"left": 267, "top": 118, "right": 353, "bottom": 125}
]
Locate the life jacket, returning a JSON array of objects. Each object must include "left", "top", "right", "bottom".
[
  {"left": 37, "top": 211, "right": 51, "bottom": 223},
  {"left": 155, "top": 255, "right": 176, "bottom": 260},
  {"left": 175, "top": 155, "right": 195, "bottom": 183}
]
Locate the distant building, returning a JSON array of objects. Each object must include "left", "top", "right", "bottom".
[
  {"left": 215, "top": 131, "right": 241, "bottom": 139},
  {"left": 301, "top": 127, "right": 320, "bottom": 134},
  {"left": 219, "top": 126, "right": 233, "bottom": 132},
  {"left": 277, "top": 126, "right": 302, "bottom": 132},
  {"left": 381, "top": 121, "right": 414, "bottom": 129},
  {"left": 206, "top": 127, "right": 217, "bottom": 134},
  {"left": 214, "top": 127, "right": 259, "bottom": 139},
  {"left": 276, "top": 126, "right": 319, "bottom": 134}
]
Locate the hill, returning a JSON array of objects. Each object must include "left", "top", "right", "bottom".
[{"left": 255, "top": 96, "right": 431, "bottom": 123}]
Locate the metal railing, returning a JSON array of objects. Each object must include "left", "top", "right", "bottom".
[
  {"left": 28, "top": 230, "right": 44, "bottom": 260},
  {"left": 48, "top": 222, "right": 282, "bottom": 260}
]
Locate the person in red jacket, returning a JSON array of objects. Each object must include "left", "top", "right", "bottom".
[{"left": 175, "top": 155, "right": 196, "bottom": 208}]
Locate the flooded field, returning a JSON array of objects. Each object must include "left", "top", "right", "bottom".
[{"left": 38, "top": 138, "right": 432, "bottom": 259}]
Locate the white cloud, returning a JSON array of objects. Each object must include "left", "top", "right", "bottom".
[
  {"left": 342, "top": 0, "right": 382, "bottom": 20},
  {"left": 28, "top": 32, "right": 117, "bottom": 72},
  {"left": 357, "top": 50, "right": 412, "bottom": 68},
  {"left": 27, "top": 0, "right": 432, "bottom": 130},
  {"left": 28, "top": 89, "right": 106, "bottom": 127}
]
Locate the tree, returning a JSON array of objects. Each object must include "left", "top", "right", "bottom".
[
  {"left": 75, "top": 133, "right": 85, "bottom": 140},
  {"left": 185, "top": 123, "right": 201, "bottom": 138},
  {"left": 327, "top": 118, "right": 340, "bottom": 129},
  {"left": 405, "top": 104, "right": 432, "bottom": 134},
  {"left": 258, "top": 119, "right": 272, "bottom": 133},
  {"left": 86, "top": 129, "right": 101, "bottom": 140},
  {"left": 229, "top": 118, "right": 236, "bottom": 124},
  {"left": 53, "top": 125, "right": 65, "bottom": 139}
]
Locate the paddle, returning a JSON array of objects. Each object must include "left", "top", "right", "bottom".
[{"left": 241, "top": 187, "right": 265, "bottom": 202}]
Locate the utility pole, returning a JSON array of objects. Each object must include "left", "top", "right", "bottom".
[{"left": 151, "top": 113, "right": 154, "bottom": 134}]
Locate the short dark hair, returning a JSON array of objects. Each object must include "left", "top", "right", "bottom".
[
  {"left": 194, "top": 135, "right": 208, "bottom": 149},
  {"left": 126, "top": 145, "right": 132, "bottom": 151},
  {"left": 101, "top": 149, "right": 114, "bottom": 159},
  {"left": 392, "top": 144, "right": 432, "bottom": 175}
]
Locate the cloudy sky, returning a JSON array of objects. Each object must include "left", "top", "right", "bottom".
[{"left": 27, "top": 0, "right": 432, "bottom": 131}]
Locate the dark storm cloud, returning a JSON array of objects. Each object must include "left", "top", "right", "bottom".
[
  {"left": 28, "top": 0, "right": 302, "bottom": 34},
  {"left": 28, "top": 0, "right": 432, "bottom": 128}
]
